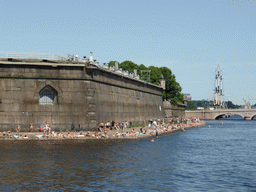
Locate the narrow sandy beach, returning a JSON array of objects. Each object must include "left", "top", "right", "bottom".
[{"left": 0, "top": 122, "right": 206, "bottom": 141}]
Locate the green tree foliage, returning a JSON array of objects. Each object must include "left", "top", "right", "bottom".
[
  {"left": 226, "top": 101, "right": 240, "bottom": 109},
  {"left": 138, "top": 64, "right": 147, "bottom": 70},
  {"left": 186, "top": 100, "right": 209, "bottom": 110},
  {"left": 107, "top": 60, "right": 183, "bottom": 105},
  {"left": 148, "top": 66, "right": 161, "bottom": 85},
  {"left": 119, "top": 60, "right": 138, "bottom": 73},
  {"left": 186, "top": 101, "right": 198, "bottom": 110},
  {"left": 186, "top": 100, "right": 241, "bottom": 110},
  {"left": 159, "top": 67, "right": 183, "bottom": 105},
  {"left": 108, "top": 61, "right": 118, "bottom": 67}
]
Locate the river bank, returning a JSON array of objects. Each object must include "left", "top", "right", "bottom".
[{"left": 0, "top": 120, "right": 206, "bottom": 141}]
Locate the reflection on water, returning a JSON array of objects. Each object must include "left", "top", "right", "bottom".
[{"left": 1, "top": 121, "right": 256, "bottom": 191}]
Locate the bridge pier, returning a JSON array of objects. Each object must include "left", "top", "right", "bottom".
[{"left": 244, "top": 116, "right": 251, "bottom": 120}]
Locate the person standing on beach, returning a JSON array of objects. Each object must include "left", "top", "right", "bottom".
[
  {"left": 129, "top": 121, "right": 133, "bottom": 129},
  {"left": 124, "top": 121, "right": 127, "bottom": 132},
  {"left": 16, "top": 125, "right": 21, "bottom": 134},
  {"left": 43, "top": 125, "right": 47, "bottom": 137},
  {"left": 38, "top": 124, "right": 42, "bottom": 132},
  {"left": 121, "top": 121, "right": 124, "bottom": 132},
  {"left": 111, "top": 120, "right": 115, "bottom": 130},
  {"left": 157, "top": 119, "right": 160, "bottom": 126},
  {"left": 155, "top": 125, "right": 159, "bottom": 138},
  {"left": 48, "top": 124, "right": 52, "bottom": 137},
  {"left": 29, "top": 122, "right": 33, "bottom": 132},
  {"left": 46, "top": 124, "right": 50, "bottom": 136}
]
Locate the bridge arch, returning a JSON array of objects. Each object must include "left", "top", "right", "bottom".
[
  {"left": 250, "top": 114, "right": 256, "bottom": 120},
  {"left": 214, "top": 113, "right": 244, "bottom": 120},
  {"left": 215, "top": 114, "right": 227, "bottom": 120}
]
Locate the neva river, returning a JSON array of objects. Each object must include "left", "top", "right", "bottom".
[{"left": 0, "top": 118, "right": 256, "bottom": 191}]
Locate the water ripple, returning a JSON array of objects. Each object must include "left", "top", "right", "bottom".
[{"left": 1, "top": 120, "right": 256, "bottom": 191}]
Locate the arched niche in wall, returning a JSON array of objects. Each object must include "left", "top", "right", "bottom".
[
  {"left": 35, "top": 80, "right": 63, "bottom": 104},
  {"left": 39, "top": 85, "right": 58, "bottom": 105}
]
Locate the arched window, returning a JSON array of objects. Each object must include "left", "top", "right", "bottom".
[{"left": 39, "top": 86, "right": 58, "bottom": 105}]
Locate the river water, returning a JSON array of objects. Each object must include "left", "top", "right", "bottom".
[{"left": 0, "top": 119, "right": 256, "bottom": 191}]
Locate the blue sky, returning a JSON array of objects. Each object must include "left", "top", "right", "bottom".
[{"left": 0, "top": 0, "right": 255, "bottom": 105}]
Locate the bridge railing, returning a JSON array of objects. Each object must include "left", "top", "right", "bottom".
[{"left": 0, "top": 51, "right": 67, "bottom": 61}]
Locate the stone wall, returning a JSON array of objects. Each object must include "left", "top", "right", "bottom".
[
  {"left": 0, "top": 61, "right": 164, "bottom": 131},
  {"left": 163, "top": 100, "right": 186, "bottom": 119}
]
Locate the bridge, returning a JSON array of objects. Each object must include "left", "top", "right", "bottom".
[{"left": 185, "top": 108, "right": 256, "bottom": 120}]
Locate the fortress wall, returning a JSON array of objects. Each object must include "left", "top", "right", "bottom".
[
  {"left": 0, "top": 77, "right": 89, "bottom": 131},
  {"left": 92, "top": 81, "right": 163, "bottom": 124},
  {"left": 0, "top": 62, "right": 164, "bottom": 131}
]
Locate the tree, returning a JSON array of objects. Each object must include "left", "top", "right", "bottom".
[
  {"left": 107, "top": 60, "right": 184, "bottom": 105},
  {"left": 148, "top": 66, "right": 162, "bottom": 85},
  {"left": 108, "top": 60, "right": 118, "bottom": 67},
  {"left": 119, "top": 60, "right": 138, "bottom": 73},
  {"left": 160, "top": 67, "right": 183, "bottom": 105},
  {"left": 185, "top": 100, "right": 241, "bottom": 110},
  {"left": 226, "top": 101, "right": 240, "bottom": 109}
]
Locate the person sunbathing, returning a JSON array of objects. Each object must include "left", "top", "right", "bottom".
[
  {"left": 105, "top": 121, "right": 111, "bottom": 130},
  {"left": 95, "top": 132, "right": 99, "bottom": 138},
  {"left": 99, "top": 123, "right": 104, "bottom": 132},
  {"left": 115, "top": 123, "right": 120, "bottom": 130},
  {"left": 159, "top": 129, "right": 164, "bottom": 133},
  {"left": 115, "top": 132, "right": 119, "bottom": 138},
  {"left": 76, "top": 133, "right": 84, "bottom": 138},
  {"left": 173, "top": 124, "right": 178, "bottom": 129},
  {"left": 52, "top": 132, "right": 57, "bottom": 138},
  {"left": 0, "top": 132, "right": 3, "bottom": 138},
  {"left": 67, "top": 133, "right": 72, "bottom": 138},
  {"left": 104, "top": 128, "right": 108, "bottom": 138},
  {"left": 7, "top": 131, "right": 12, "bottom": 138},
  {"left": 86, "top": 131, "right": 90, "bottom": 137},
  {"left": 145, "top": 130, "right": 150, "bottom": 135},
  {"left": 23, "top": 134, "right": 28, "bottom": 139},
  {"left": 130, "top": 129, "right": 137, "bottom": 137}
]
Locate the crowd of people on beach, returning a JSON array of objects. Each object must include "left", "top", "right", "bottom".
[
  {"left": 113, "top": 117, "right": 205, "bottom": 139},
  {"left": 0, "top": 117, "right": 205, "bottom": 140}
]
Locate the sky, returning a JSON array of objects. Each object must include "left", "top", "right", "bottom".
[{"left": 0, "top": 0, "right": 255, "bottom": 105}]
